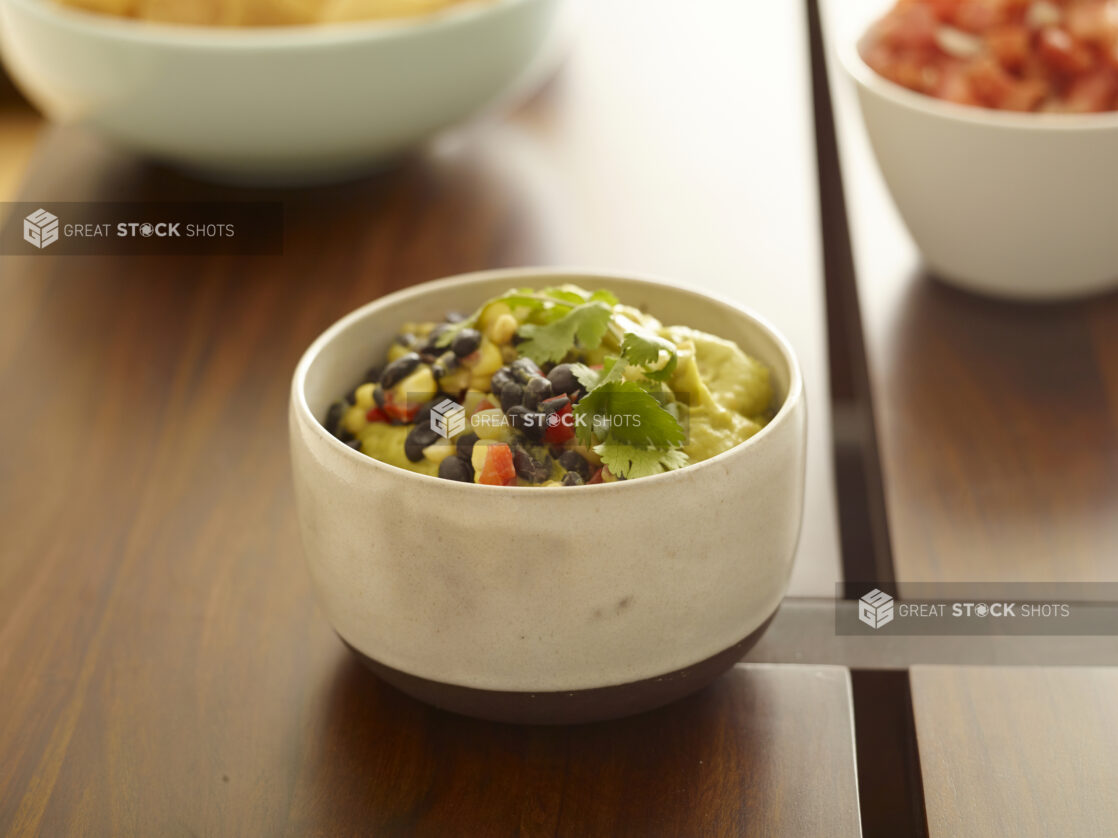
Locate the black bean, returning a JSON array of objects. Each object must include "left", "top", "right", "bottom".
[
  {"left": 505, "top": 404, "right": 530, "bottom": 427},
  {"left": 499, "top": 381, "right": 524, "bottom": 413},
  {"left": 380, "top": 353, "right": 422, "bottom": 389},
  {"left": 512, "top": 448, "right": 536, "bottom": 481},
  {"left": 451, "top": 328, "right": 483, "bottom": 358},
  {"left": 510, "top": 442, "right": 552, "bottom": 484},
  {"left": 362, "top": 365, "right": 383, "bottom": 385},
  {"left": 523, "top": 376, "right": 552, "bottom": 410},
  {"left": 404, "top": 425, "right": 440, "bottom": 462},
  {"left": 548, "top": 363, "right": 580, "bottom": 397},
  {"left": 509, "top": 357, "right": 542, "bottom": 382},
  {"left": 439, "top": 456, "right": 474, "bottom": 482},
  {"left": 346, "top": 438, "right": 363, "bottom": 451},
  {"left": 338, "top": 427, "right": 355, "bottom": 444},
  {"left": 324, "top": 401, "right": 345, "bottom": 436},
  {"left": 373, "top": 384, "right": 387, "bottom": 408},
  {"left": 432, "top": 351, "right": 458, "bottom": 379},
  {"left": 558, "top": 450, "right": 590, "bottom": 480},
  {"left": 490, "top": 369, "right": 513, "bottom": 395},
  {"left": 456, "top": 432, "right": 479, "bottom": 460},
  {"left": 511, "top": 357, "right": 541, "bottom": 375},
  {"left": 562, "top": 471, "right": 584, "bottom": 487},
  {"left": 507, "top": 406, "right": 544, "bottom": 442},
  {"left": 418, "top": 325, "right": 451, "bottom": 355},
  {"left": 394, "top": 333, "right": 417, "bottom": 348},
  {"left": 413, "top": 400, "right": 439, "bottom": 430}
]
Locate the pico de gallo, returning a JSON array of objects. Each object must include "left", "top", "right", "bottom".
[
  {"left": 862, "top": 0, "right": 1118, "bottom": 112},
  {"left": 323, "top": 286, "right": 774, "bottom": 486}
]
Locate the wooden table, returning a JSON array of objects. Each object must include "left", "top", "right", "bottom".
[
  {"left": 912, "top": 666, "right": 1118, "bottom": 838},
  {"left": 2, "top": 0, "right": 1117, "bottom": 835}
]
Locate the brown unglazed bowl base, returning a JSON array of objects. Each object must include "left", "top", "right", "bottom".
[{"left": 341, "top": 609, "right": 778, "bottom": 725}]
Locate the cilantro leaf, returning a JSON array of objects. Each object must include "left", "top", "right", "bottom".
[
  {"left": 569, "top": 362, "right": 603, "bottom": 391},
  {"left": 620, "top": 332, "right": 678, "bottom": 382},
  {"left": 588, "top": 289, "right": 619, "bottom": 306},
  {"left": 516, "top": 301, "right": 613, "bottom": 365},
  {"left": 572, "top": 380, "right": 686, "bottom": 448},
  {"left": 434, "top": 287, "right": 617, "bottom": 349},
  {"left": 594, "top": 443, "right": 689, "bottom": 480}
]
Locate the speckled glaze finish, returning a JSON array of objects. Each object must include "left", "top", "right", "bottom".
[{"left": 290, "top": 269, "right": 806, "bottom": 721}]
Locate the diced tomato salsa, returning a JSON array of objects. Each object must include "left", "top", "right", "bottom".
[{"left": 861, "top": 0, "right": 1118, "bottom": 112}]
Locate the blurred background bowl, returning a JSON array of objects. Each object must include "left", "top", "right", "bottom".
[
  {"left": 0, "top": 0, "right": 561, "bottom": 184},
  {"left": 841, "top": 29, "right": 1118, "bottom": 301}
]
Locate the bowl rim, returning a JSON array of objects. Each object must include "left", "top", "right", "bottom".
[
  {"left": 840, "top": 27, "right": 1118, "bottom": 132},
  {"left": 291, "top": 267, "right": 805, "bottom": 496},
  {"left": 4, "top": 0, "right": 539, "bottom": 48}
]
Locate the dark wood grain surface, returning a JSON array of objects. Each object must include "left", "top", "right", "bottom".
[
  {"left": 911, "top": 665, "right": 1118, "bottom": 838},
  {"left": 820, "top": 0, "right": 1118, "bottom": 592},
  {"left": 0, "top": 3, "right": 852, "bottom": 835}
]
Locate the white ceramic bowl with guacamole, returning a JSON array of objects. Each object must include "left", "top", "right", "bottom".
[
  {"left": 0, "top": 0, "right": 560, "bottom": 183},
  {"left": 290, "top": 268, "right": 806, "bottom": 723}
]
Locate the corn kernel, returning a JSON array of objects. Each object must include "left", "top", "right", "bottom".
[
  {"left": 472, "top": 408, "right": 508, "bottom": 441},
  {"left": 342, "top": 404, "right": 368, "bottom": 436},
  {"left": 354, "top": 383, "right": 376, "bottom": 410},
  {"left": 439, "top": 367, "right": 470, "bottom": 395},
  {"left": 462, "top": 389, "right": 490, "bottom": 415},
  {"left": 478, "top": 301, "right": 512, "bottom": 334},
  {"left": 488, "top": 312, "right": 519, "bottom": 346},
  {"left": 422, "top": 441, "right": 456, "bottom": 466},
  {"left": 471, "top": 438, "right": 497, "bottom": 474},
  {"left": 392, "top": 366, "right": 436, "bottom": 404},
  {"left": 470, "top": 338, "right": 503, "bottom": 378}
]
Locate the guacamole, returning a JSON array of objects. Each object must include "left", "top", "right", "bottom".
[{"left": 323, "top": 286, "right": 774, "bottom": 486}]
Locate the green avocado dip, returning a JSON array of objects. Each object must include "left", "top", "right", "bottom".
[{"left": 322, "top": 286, "right": 774, "bottom": 487}]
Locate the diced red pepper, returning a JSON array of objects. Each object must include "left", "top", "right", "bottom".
[
  {"left": 478, "top": 443, "right": 517, "bottom": 486},
  {"left": 473, "top": 398, "right": 497, "bottom": 415},
  {"left": 381, "top": 392, "right": 420, "bottom": 423},
  {"left": 366, "top": 406, "right": 388, "bottom": 423},
  {"left": 543, "top": 403, "right": 576, "bottom": 445},
  {"left": 587, "top": 467, "right": 605, "bottom": 485}
]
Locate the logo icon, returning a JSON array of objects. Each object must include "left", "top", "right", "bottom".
[
  {"left": 430, "top": 398, "right": 466, "bottom": 440},
  {"left": 858, "top": 588, "right": 894, "bottom": 629},
  {"left": 23, "top": 208, "right": 59, "bottom": 249}
]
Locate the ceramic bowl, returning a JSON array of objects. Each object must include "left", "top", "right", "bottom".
[
  {"left": 0, "top": 0, "right": 560, "bottom": 184},
  {"left": 841, "top": 25, "right": 1118, "bottom": 300},
  {"left": 289, "top": 268, "right": 806, "bottom": 724}
]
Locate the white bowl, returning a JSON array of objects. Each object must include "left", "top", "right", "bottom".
[
  {"left": 841, "top": 33, "right": 1118, "bottom": 301},
  {"left": 0, "top": 0, "right": 560, "bottom": 183},
  {"left": 289, "top": 268, "right": 806, "bottom": 723}
]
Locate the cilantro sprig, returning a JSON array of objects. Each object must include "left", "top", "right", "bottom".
[
  {"left": 516, "top": 301, "right": 613, "bottom": 365},
  {"left": 593, "top": 443, "right": 689, "bottom": 480},
  {"left": 435, "top": 286, "right": 618, "bottom": 360},
  {"left": 437, "top": 285, "right": 690, "bottom": 479}
]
